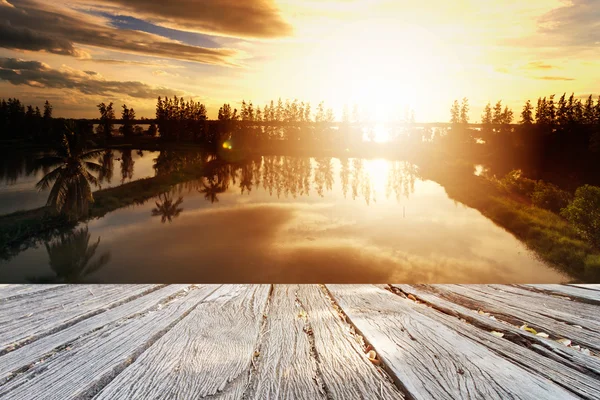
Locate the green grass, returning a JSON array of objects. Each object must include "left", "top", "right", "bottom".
[{"left": 421, "top": 162, "right": 600, "bottom": 282}]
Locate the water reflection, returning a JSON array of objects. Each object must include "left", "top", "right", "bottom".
[
  {"left": 120, "top": 148, "right": 134, "bottom": 183},
  {"left": 151, "top": 193, "right": 184, "bottom": 223},
  {"left": 0, "top": 153, "right": 569, "bottom": 284},
  {"left": 0, "top": 148, "right": 158, "bottom": 215},
  {"left": 161, "top": 155, "right": 411, "bottom": 206},
  {"left": 28, "top": 226, "right": 110, "bottom": 283},
  {"left": 98, "top": 149, "right": 114, "bottom": 184}
]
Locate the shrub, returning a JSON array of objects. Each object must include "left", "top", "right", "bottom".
[
  {"left": 499, "top": 169, "right": 536, "bottom": 197},
  {"left": 531, "top": 181, "right": 572, "bottom": 213},
  {"left": 561, "top": 185, "right": 600, "bottom": 247}
]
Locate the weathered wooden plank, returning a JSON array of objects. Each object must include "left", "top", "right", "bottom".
[
  {"left": 523, "top": 285, "right": 600, "bottom": 305},
  {"left": 0, "top": 284, "right": 159, "bottom": 354},
  {"left": 0, "top": 284, "right": 191, "bottom": 383},
  {"left": 390, "top": 284, "right": 600, "bottom": 398},
  {"left": 480, "top": 285, "right": 599, "bottom": 330},
  {"left": 93, "top": 284, "right": 270, "bottom": 400},
  {"left": 246, "top": 285, "right": 403, "bottom": 399},
  {"left": 0, "top": 285, "right": 220, "bottom": 400},
  {"left": 326, "top": 285, "right": 578, "bottom": 400},
  {"left": 434, "top": 285, "right": 600, "bottom": 352},
  {"left": 0, "top": 285, "right": 66, "bottom": 301},
  {"left": 569, "top": 284, "right": 600, "bottom": 291}
]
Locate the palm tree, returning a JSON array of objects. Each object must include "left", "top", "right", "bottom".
[
  {"left": 28, "top": 226, "right": 110, "bottom": 283},
  {"left": 198, "top": 175, "right": 228, "bottom": 203},
  {"left": 151, "top": 192, "right": 184, "bottom": 223},
  {"left": 36, "top": 122, "right": 104, "bottom": 219}
]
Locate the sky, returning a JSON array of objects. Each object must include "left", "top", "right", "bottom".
[{"left": 1, "top": 0, "right": 599, "bottom": 121}]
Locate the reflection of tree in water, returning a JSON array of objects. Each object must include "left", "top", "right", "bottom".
[
  {"left": 98, "top": 149, "right": 114, "bottom": 184},
  {"left": 155, "top": 154, "right": 418, "bottom": 206},
  {"left": 340, "top": 158, "right": 350, "bottom": 198},
  {"left": 151, "top": 192, "right": 184, "bottom": 223},
  {"left": 120, "top": 148, "right": 134, "bottom": 183},
  {"left": 314, "top": 157, "right": 333, "bottom": 197},
  {"left": 0, "top": 151, "right": 30, "bottom": 184},
  {"left": 350, "top": 159, "right": 375, "bottom": 205},
  {"left": 262, "top": 156, "right": 276, "bottom": 197},
  {"left": 386, "top": 161, "right": 417, "bottom": 202},
  {"left": 29, "top": 226, "right": 110, "bottom": 283},
  {"left": 260, "top": 156, "right": 312, "bottom": 199},
  {"left": 240, "top": 163, "right": 253, "bottom": 194},
  {"left": 153, "top": 150, "right": 214, "bottom": 176},
  {"left": 198, "top": 170, "right": 229, "bottom": 203},
  {"left": 252, "top": 158, "right": 262, "bottom": 190}
]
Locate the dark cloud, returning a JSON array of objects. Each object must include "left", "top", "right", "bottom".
[
  {"left": 0, "top": 1, "right": 241, "bottom": 65},
  {"left": 535, "top": 76, "right": 575, "bottom": 81},
  {"left": 85, "top": 0, "right": 292, "bottom": 39},
  {"left": 0, "top": 57, "right": 182, "bottom": 98},
  {"left": 537, "top": 0, "right": 600, "bottom": 47},
  {"left": 0, "top": 21, "right": 88, "bottom": 58}
]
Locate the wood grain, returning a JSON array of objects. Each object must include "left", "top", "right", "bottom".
[
  {"left": 0, "top": 284, "right": 191, "bottom": 382},
  {"left": 326, "top": 284, "right": 578, "bottom": 400},
  {"left": 390, "top": 284, "right": 600, "bottom": 399},
  {"left": 522, "top": 284, "right": 600, "bottom": 305},
  {"left": 0, "top": 284, "right": 159, "bottom": 354},
  {"left": 93, "top": 284, "right": 271, "bottom": 400},
  {"left": 0, "top": 285, "right": 219, "bottom": 400},
  {"left": 247, "top": 285, "right": 404, "bottom": 399},
  {"left": 430, "top": 285, "right": 600, "bottom": 352},
  {"left": 0, "top": 285, "right": 66, "bottom": 301}
]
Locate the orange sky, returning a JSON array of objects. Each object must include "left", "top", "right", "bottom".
[{"left": 1, "top": 0, "right": 599, "bottom": 121}]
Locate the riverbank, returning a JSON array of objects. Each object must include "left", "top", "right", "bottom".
[
  {"left": 2, "top": 150, "right": 599, "bottom": 282},
  {"left": 420, "top": 160, "right": 600, "bottom": 282},
  {"left": 0, "top": 162, "right": 206, "bottom": 260}
]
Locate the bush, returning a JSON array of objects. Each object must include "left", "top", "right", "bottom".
[
  {"left": 531, "top": 181, "right": 572, "bottom": 213},
  {"left": 499, "top": 169, "right": 536, "bottom": 197},
  {"left": 561, "top": 185, "right": 600, "bottom": 247}
]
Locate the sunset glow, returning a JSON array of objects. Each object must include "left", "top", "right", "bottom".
[{"left": 1, "top": 0, "right": 596, "bottom": 121}]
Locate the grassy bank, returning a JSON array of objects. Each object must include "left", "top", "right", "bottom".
[
  {"left": 0, "top": 163, "right": 206, "bottom": 260},
  {"left": 421, "top": 160, "right": 600, "bottom": 282}
]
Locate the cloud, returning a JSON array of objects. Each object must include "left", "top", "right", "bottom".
[
  {"left": 0, "top": 0, "right": 243, "bottom": 66},
  {"left": 535, "top": 76, "right": 575, "bottom": 81},
  {"left": 0, "top": 57, "right": 183, "bottom": 99},
  {"left": 80, "top": 0, "right": 293, "bottom": 39},
  {"left": 0, "top": 21, "right": 89, "bottom": 58},
  {"left": 536, "top": 0, "right": 600, "bottom": 47},
  {"left": 522, "top": 61, "right": 555, "bottom": 70}
]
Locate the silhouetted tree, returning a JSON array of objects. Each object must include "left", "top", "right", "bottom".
[
  {"left": 119, "top": 104, "right": 136, "bottom": 138},
  {"left": 96, "top": 102, "right": 115, "bottom": 140},
  {"left": 520, "top": 100, "right": 534, "bottom": 125},
  {"left": 35, "top": 122, "right": 104, "bottom": 219}
]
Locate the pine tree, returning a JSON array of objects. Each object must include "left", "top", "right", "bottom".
[
  {"left": 583, "top": 95, "right": 594, "bottom": 124},
  {"left": 43, "top": 100, "right": 52, "bottom": 119},
  {"left": 459, "top": 97, "right": 469, "bottom": 124},
  {"left": 481, "top": 102, "right": 492, "bottom": 125},
  {"left": 547, "top": 94, "right": 556, "bottom": 125},
  {"left": 557, "top": 93, "right": 568, "bottom": 127},
  {"left": 492, "top": 101, "right": 503, "bottom": 124},
  {"left": 450, "top": 100, "right": 460, "bottom": 124},
  {"left": 520, "top": 100, "right": 534, "bottom": 124},
  {"left": 502, "top": 106, "right": 513, "bottom": 124}
]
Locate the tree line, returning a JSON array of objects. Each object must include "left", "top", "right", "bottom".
[{"left": 0, "top": 98, "right": 53, "bottom": 141}]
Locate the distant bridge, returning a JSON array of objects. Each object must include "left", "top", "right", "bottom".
[{"left": 75, "top": 120, "right": 518, "bottom": 128}]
